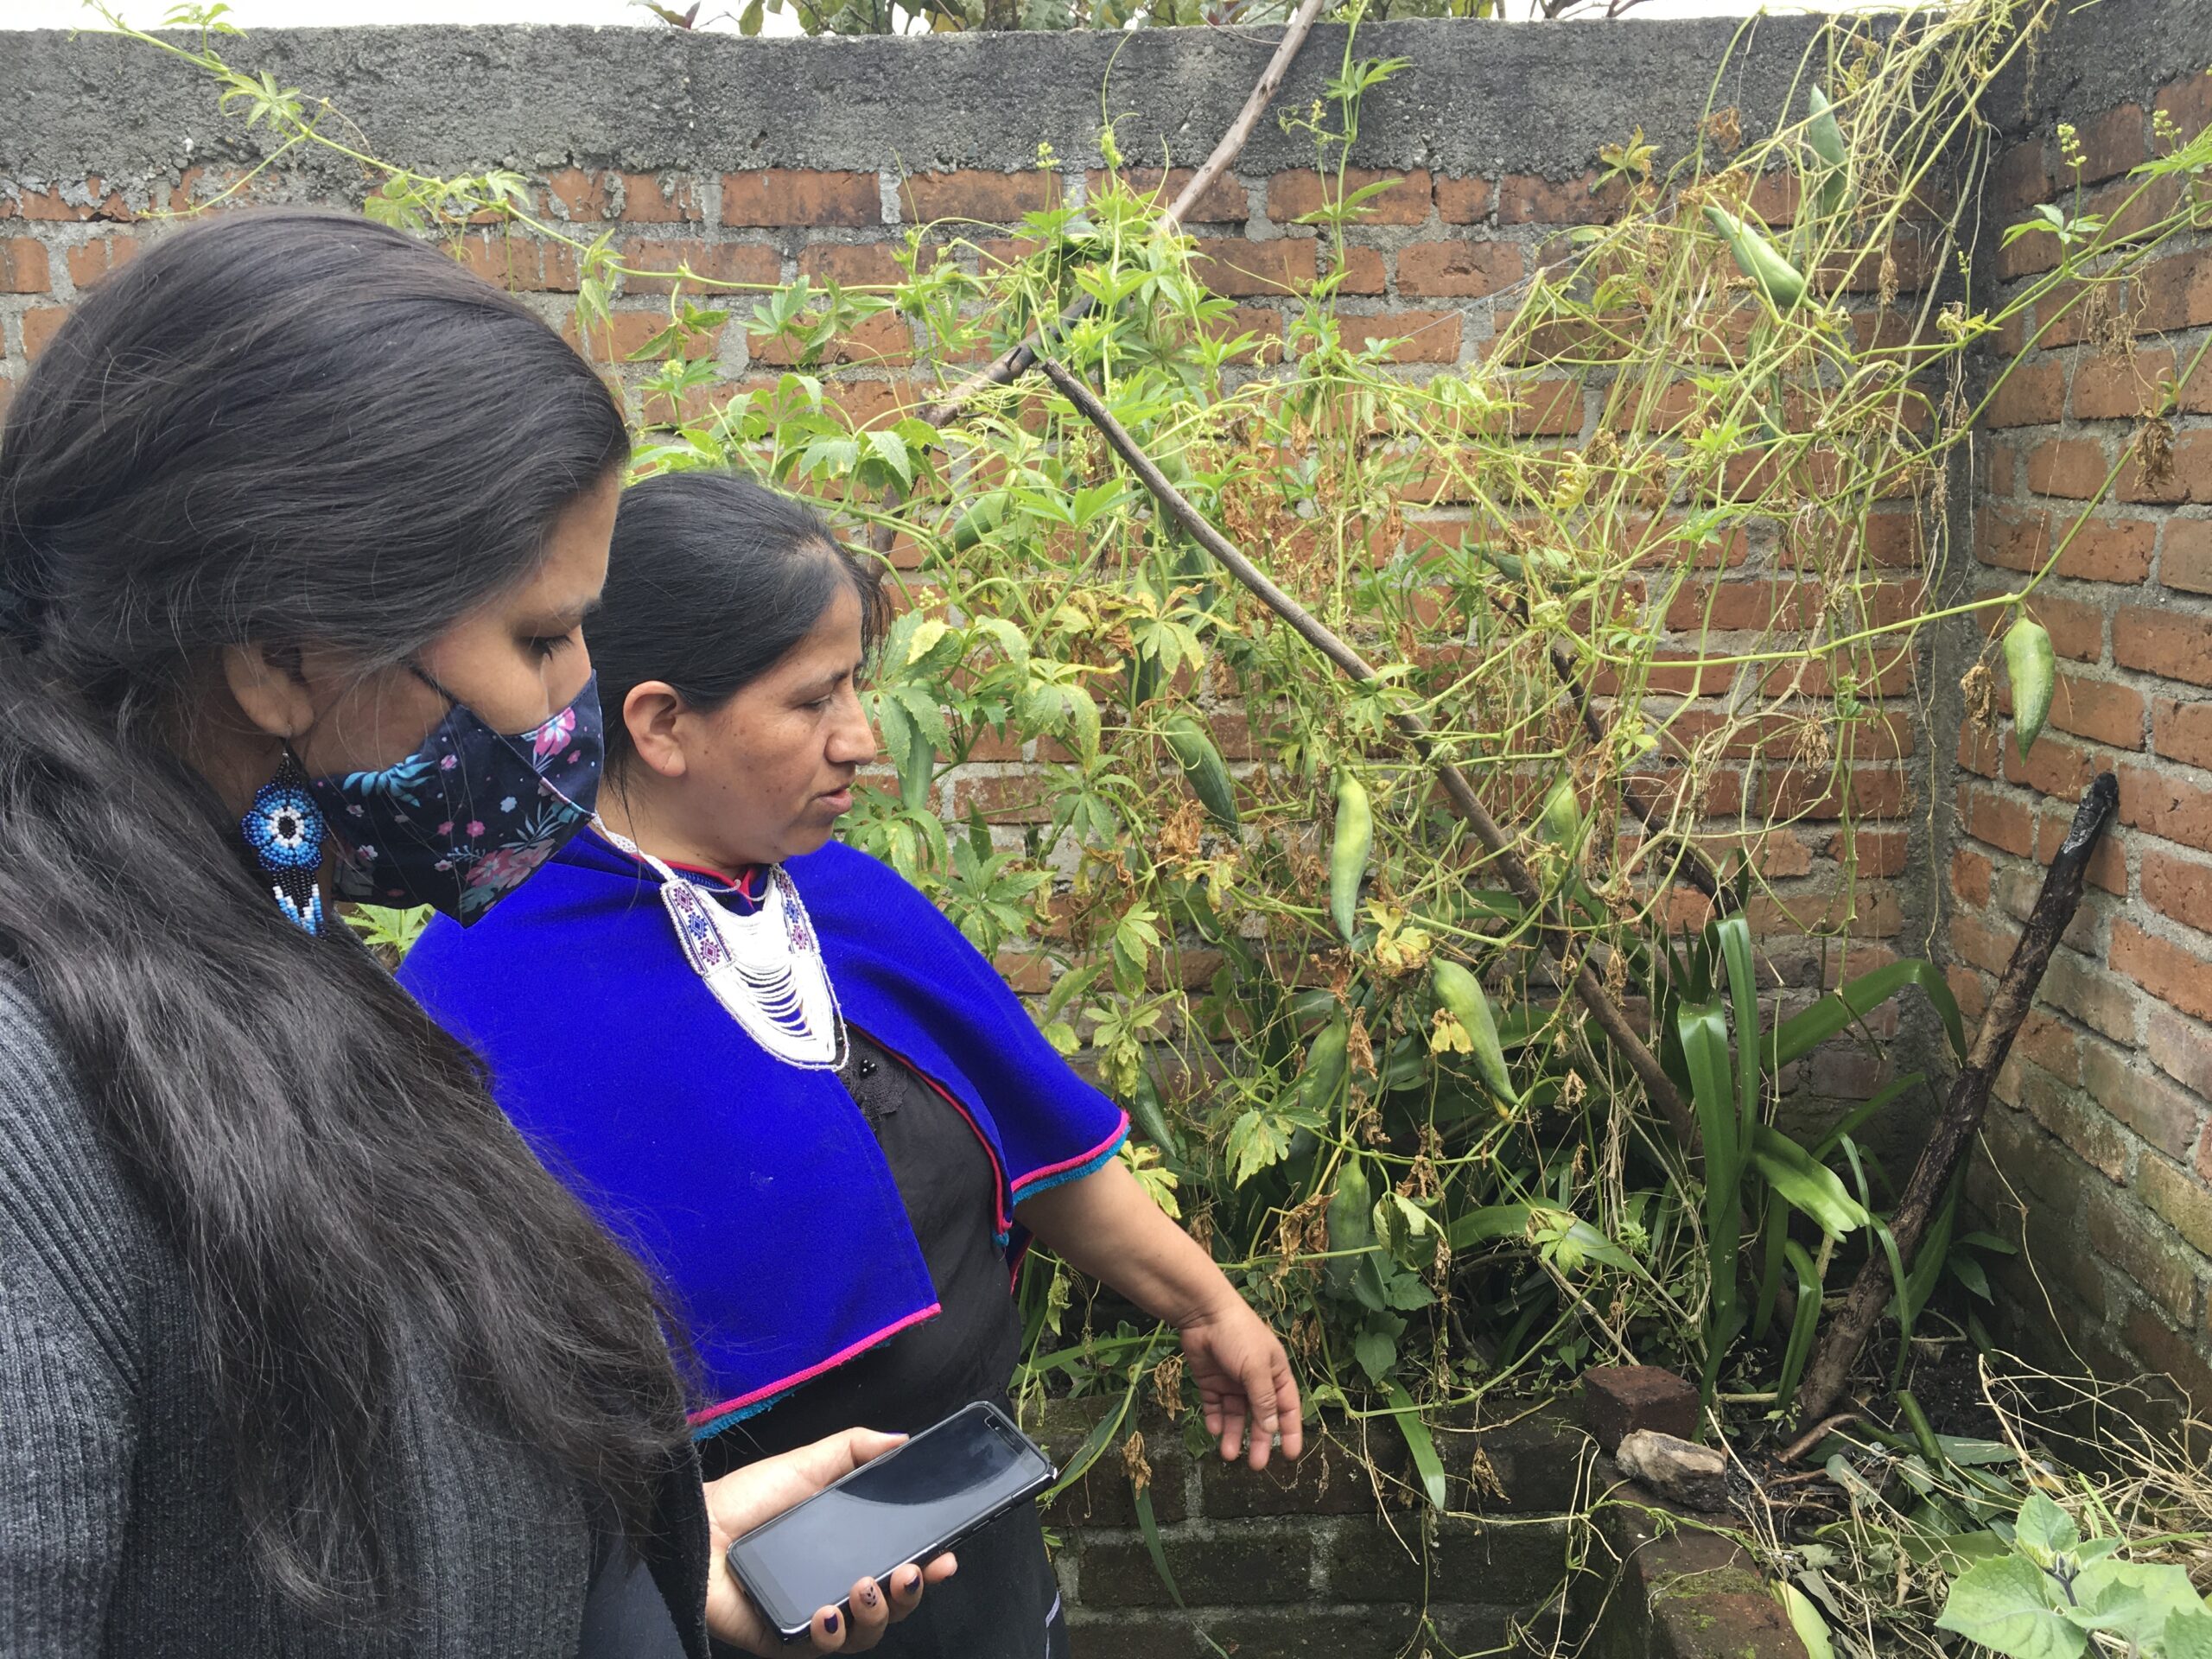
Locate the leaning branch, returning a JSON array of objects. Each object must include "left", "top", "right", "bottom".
[
  {"left": 1789, "top": 771, "right": 2120, "bottom": 1431},
  {"left": 914, "top": 0, "right": 1330, "bottom": 431},
  {"left": 1038, "top": 353, "right": 1699, "bottom": 1147}
]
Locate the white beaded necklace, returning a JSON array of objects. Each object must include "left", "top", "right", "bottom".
[{"left": 595, "top": 821, "right": 847, "bottom": 1070}]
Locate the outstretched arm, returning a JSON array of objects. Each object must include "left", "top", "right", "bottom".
[{"left": 1016, "top": 1157, "right": 1304, "bottom": 1469}]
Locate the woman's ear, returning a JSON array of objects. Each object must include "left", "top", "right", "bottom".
[
  {"left": 623, "top": 681, "right": 691, "bottom": 780},
  {"left": 219, "top": 642, "right": 319, "bottom": 741}
]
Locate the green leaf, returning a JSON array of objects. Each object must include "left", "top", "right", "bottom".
[
  {"left": 1936, "top": 1554, "right": 2086, "bottom": 1659},
  {"left": 2167, "top": 1605, "right": 2212, "bottom": 1659},
  {"left": 1769, "top": 958, "right": 1966, "bottom": 1070},
  {"left": 1750, "top": 1125, "right": 1870, "bottom": 1236},
  {"left": 2014, "top": 1493, "right": 2080, "bottom": 1560},
  {"left": 1224, "top": 1109, "right": 1294, "bottom": 1188},
  {"left": 1382, "top": 1382, "right": 1446, "bottom": 1511},
  {"left": 1778, "top": 1582, "right": 1835, "bottom": 1659},
  {"left": 1133, "top": 1482, "right": 1185, "bottom": 1609},
  {"left": 1352, "top": 1321, "right": 1401, "bottom": 1383}
]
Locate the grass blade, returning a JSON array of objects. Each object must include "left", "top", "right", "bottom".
[{"left": 1383, "top": 1382, "right": 1447, "bottom": 1511}]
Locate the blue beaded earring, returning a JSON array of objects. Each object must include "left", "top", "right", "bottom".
[{"left": 241, "top": 749, "right": 327, "bottom": 936}]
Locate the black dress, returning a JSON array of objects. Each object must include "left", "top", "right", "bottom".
[{"left": 699, "top": 1027, "right": 1068, "bottom": 1659}]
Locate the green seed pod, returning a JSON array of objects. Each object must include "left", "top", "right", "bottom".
[
  {"left": 1330, "top": 772, "right": 1373, "bottom": 943},
  {"left": 1324, "top": 1153, "right": 1374, "bottom": 1292},
  {"left": 1431, "top": 958, "right": 1516, "bottom": 1104},
  {"left": 1162, "top": 714, "right": 1239, "bottom": 830},
  {"left": 1703, "top": 204, "right": 1808, "bottom": 311},
  {"left": 1539, "top": 773, "right": 1581, "bottom": 849},
  {"left": 1297, "top": 1018, "right": 1351, "bottom": 1115},
  {"left": 1128, "top": 1067, "right": 1182, "bottom": 1160},
  {"left": 2003, "top": 617, "right": 2056, "bottom": 758},
  {"left": 950, "top": 488, "right": 1009, "bottom": 552},
  {"left": 1806, "top": 87, "right": 1847, "bottom": 168}
]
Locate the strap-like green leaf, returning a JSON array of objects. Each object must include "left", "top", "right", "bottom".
[
  {"left": 1382, "top": 1382, "right": 1447, "bottom": 1511},
  {"left": 1770, "top": 958, "right": 1967, "bottom": 1071},
  {"left": 1750, "top": 1124, "right": 1869, "bottom": 1236}
]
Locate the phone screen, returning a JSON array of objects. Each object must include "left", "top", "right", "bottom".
[{"left": 726, "top": 1402, "right": 1055, "bottom": 1634}]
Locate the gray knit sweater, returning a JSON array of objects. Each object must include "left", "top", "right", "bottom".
[{"left": 0, "top": 972, "right": 709, "bottom": 1656}]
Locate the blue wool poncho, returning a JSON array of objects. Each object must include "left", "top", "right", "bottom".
[{"left": 400, "top": 830, "right": 1127, "bottom": 1438}]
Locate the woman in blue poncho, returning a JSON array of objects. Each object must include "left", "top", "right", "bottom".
[{"left": 401, "top": 471, "right": 1301, "bottom": 1659}]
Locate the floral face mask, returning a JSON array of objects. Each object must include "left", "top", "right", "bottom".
[{"left": 308, "top": 665, "right": 604, "bottom": 925}]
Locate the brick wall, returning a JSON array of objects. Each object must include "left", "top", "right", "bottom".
[
  {"left": 1958, "top": 59, "right": 2212, "bottom": 1418},
  {"left": 1034, "top": 1399, "right": 1583, "bottom": 1657}
]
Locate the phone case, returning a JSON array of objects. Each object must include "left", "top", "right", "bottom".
[{"left": 725, "top": 1401, "right": 1058, "bottom": 1640}]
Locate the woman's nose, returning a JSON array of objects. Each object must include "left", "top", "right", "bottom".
[{"left": 830, "top": 690, "right": 878, "bottom": 766}]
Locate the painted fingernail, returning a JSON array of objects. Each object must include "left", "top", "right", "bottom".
[
  {"left": 901, "top": 1567, "right": 920, "bottom": 1593},
  {"left": 824, "top": 1611, "right": 840, "bottom": 1635},
  {"left": 861, "top": 1582, "right": 880, "bottom": 1608}
]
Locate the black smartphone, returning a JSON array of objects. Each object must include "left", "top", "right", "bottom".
[{"left": 723, "top": 1400, "right": 1058, "bottom": 1641}]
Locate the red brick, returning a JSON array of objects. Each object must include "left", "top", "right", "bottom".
[
  {"left": 620, "top": 238, "right": 780, "bottom": 296},
  {"left": 1977, "top": 505, "right": 2154, "bottom": 582},
  {"left": 2073, "top": 348, "right": 2177, "bottom": 421},
  {"left": 1999, "top": 358, "right": 2061, "bottom": 429},
  {"left": 2088, "top": 1042, "right": 2204, "bottom": 1163},
  {"left": 2119, "top": 430, "right": 2212, "bottom": 506},
  {"left": 1267, "top": 168, "right": 1431, "bottom": 226},
  {"left": 1952, "top": 846, "right": 1993, "bottom": 906},
  {"left": 20, "top": 306, "right": 68, "bottom": 359},
  {"left": 547, "top": 168, "right": 613, "bottom": 221},
  {"left": 1343, "top": 309, "right": 1461, "bottom": 364},
  {"left": 2156, "top": 72, "right": 2212, "bottom": 146},
  {"left": 563, "top": 308, "right": 722, "bottom": 364},
  {"left": 2072, "top": 105, "right": 2148, "bottom": 186},
  {"left": 721, "top": 169, "right": 880, "bottom": 228},
  {"left": 2117, "top": 607, "right": 2212, "bottom": 687},
  {"left": 0, "top": 238, "right": 48, "bottom": 294},
  {"left": 899, "top": 170, "right": 1062, "bottom": 226},
  {"left": 2027, "top": 436, "right": 2110, "bottom": 499},
  {"left": 2042, "top": 948, "right": 2139, "bottom": 1041},
  {"left": 751, "top": 308, "right": 912, "bottom": 367},
  {"left": 1395, "top": 238, "right": 1522, "bottom": 298},
  {"left": 62, "top": 235, "right": 137, "bottom": 289},
  {"left": 2048, "top": 671, "right": 2147, "bottom": 749},
  {"left": 2116, "top": 921, "right": 2212, "bottom": 1025},
  {"left": 1852, "top": 828, "right": 1910, "bottom": 876},
  {"left": 12, "top": 179, "right": 131, "bottom": 221},
  {"left": 793, "top": 243, "right": 904, "bottom": 288},
  {"left": 2123, "top": 763, "right": 2212, "bottom": 853},
  {"left": 2164, "top": 520, "right": 2212, "bottom": 594},
  {"left": 1334, "top": 246, "right": 1387, "bottom": 296},
  {"left": 1433, "top": 175, "right": 1492, "bottom": 224},
  {"left": 1993, "top": 139, "right": 2050, "bottom": 213},
  {"left": 454, "top": 230, "right": 583, "bottom": 293},
  {"left": 2155, "top": 698, "right": 2212, "bottom": 769},
  {"left": 2145, "top": 847, "right": 2212, "bottom": 935},
  {"left": 1188, "top": 238, "right": 1317, "bottom": 297},
  {"left": 1090, "top": 166, "right": 1243, "bottom": 224},
  {"left": 2148, "top": 1003, "right": 2212, "bottom": 1099},
  {"left": 1496, "top": 171, "right": 1629, "bottom": 226},
  {"left": 617, "top": 173, "right": 701, "bottom": 224},
  {"left": 1960, "top": 782, "right": 2037, "bottom": 857},
  {"left": 2134, "top": 250, "right": 2212, "bottom": 336}
]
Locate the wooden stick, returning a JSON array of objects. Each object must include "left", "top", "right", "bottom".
[
  {"left": 914, "top": 0, "right": 1329, "bottom": 432},
  {"left": 1037, "top": 353, "right": 1699, "bottom": 1147},
  {"left": 1789, "top": 771, "right": 2120, "bottom": 1431}
]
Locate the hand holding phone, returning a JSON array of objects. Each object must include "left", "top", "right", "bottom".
[
  {"left": 703, "top": 1427, "right": 962, "bottom": 1655},
  {"left": 722, "top": 1402, "right": 1057, "bottom": 1644}
]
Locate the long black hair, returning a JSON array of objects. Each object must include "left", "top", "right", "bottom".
[
  {"left": 594, "top": 469, "right": 887, "bottom": 772},
  {"left": 0, "top": 211, "right": 688, "bottom": 1615}
]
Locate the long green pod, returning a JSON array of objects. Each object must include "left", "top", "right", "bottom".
[
  {"left": 1297, "top": 1017, "right": 1351, "bottom": 1115},
  {"left": 1538, "top": 772, "right": 1581, "bottom": 849},
  {"left": 1805, "top": 87, "right": 1847, "bottom": 168},
  {"left": 2002, "top": 617, "right": 2056, "bottom": 758},
  {"left": 1430, "top": 958, "right": 1516, "bottom": 1104},
  {"left": 1703, "top": 204, "right": 1808, "bottom": 310},
  {"left": 1161, "top": 713, "right": 1239, "bottom": 829},
  {"left": 1329, "top": 772, "right": 1372, "bottom": 942}
]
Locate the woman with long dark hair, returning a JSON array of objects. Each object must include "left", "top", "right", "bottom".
[
  {"left": 0, "top": 211, "right": 946, "bottom": 1656},
  {"left": 402, "top": 470, "right": 1304, "bottom": 1658}
]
